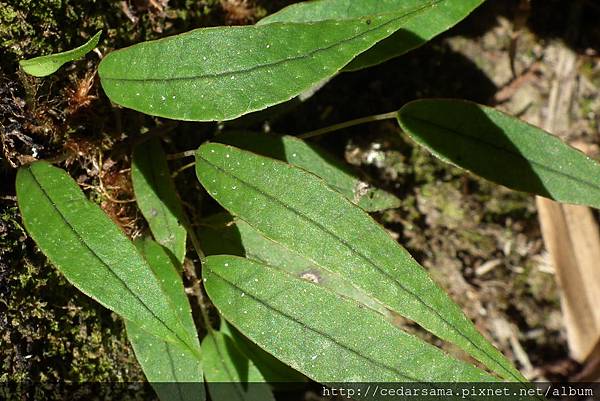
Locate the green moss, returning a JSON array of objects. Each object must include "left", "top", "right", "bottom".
[
  {"left": 0, "top": 1, "right": 99, "bottom": 69},
  {"left": 420, "top": 183, "right": 466, "bottom": 227},
  {"left": 0, "top": 204, "right": 150, "bottom": 395},
  {"left": 0, "top": 0, "right": 236, "bottom": 73},
  {"left": 581, "top": 60, "right": 600, "bottom": 88}
]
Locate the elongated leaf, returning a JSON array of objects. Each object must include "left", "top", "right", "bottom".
[
  {"left": 16, "top": 161, "right": 198, "bottom": 355},
  {"left": 259, "top": 0, "right": 484, "bottom": 71},
  {"left": 195, "top": 143, "right": 524, "bottom": 382},
  {"left": 132, "top": 139, "right": 187, "bottom": 264},
  {"left": 99, "top": 0, "right": 469, "bottom": 121},
  {"left": 20, "top": 31, "right": 102, "bottom": 77},
  {"left": 126, "top": 238, "right": 203, "bottom": 401},
  {"left": 397, "top": 99, "right": 600, "bottom": 209},
  {"left": 217, "top": 131, "right": 400, "bottom": 212},
  {"left": 199, "top": 213, "right": 390, "bottom": 317},
  {"left": 204, "top": 255, "right": 496, "bottom": 382},
  {"left": 202, "top": 330, "right": 275, "bottom": 401}
]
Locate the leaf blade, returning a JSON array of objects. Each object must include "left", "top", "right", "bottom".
[
  {"left": 195, "top": 143, "right": 524, "bottom": 382},
  {"left": 134, "top": 237, "right": 199, "bottom": 341},
  {"left": 259, "top": 0, "right": 484, "bottom": 71},
  {"left": 16, "top": 161, "right": 198, "bottom": 354},
  {"left": 220, "top": 321, "right": 306, "bottom": 384},
  {"left": 132, "top": 139, "right": 188, "bottom": 264},
  {"left": 98, "top": 1, "right": 466, "bottom": 121},
  {"left": 126, "top": 321, "right": 205, "bottom": 401},
  {"left": 204, "top": 255, "right": 497, "bottom": 383},
  {"left": 19, "top": 31, "right": 102, "bottom": 77},
  {"left": 126, "top": 238, "right": 203, "bottom": 401},
  {"left": 397, "top": 99, "right": 600, "bottom": 209},
  {"left": 199, "top": 213, "right": 391, "bottom": 318}
]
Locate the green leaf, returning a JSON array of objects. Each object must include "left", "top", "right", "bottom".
[
  {"left": 259, "top": 0, "right": 484, "bottom": 71},
  {"left": 397, "top": 99, "right": 600, "bottom": 209},
  {"left": 16, "top": 161, "right": 198, "bottom": 355},
  {"left": 195, "top": 143, "right": 523, "bottom": 382},
  {"left": 216, "top": 131, "right": 400, "bottom": 212},
  {"left": 199, "top": 213, "right": 390, "bottom": 318},
  {"left": 126, "top": 238, "right": 203, "bottom": 401},
  {"left": 19, "top": 31, "right": 102, "bottom": 77},
  {"left": 204, "top": 255, "right": 496, "bottom": 382},
  {"left": 202, "top": 330, "right": 275, "bottom": 401},
  {"left": 126, "top": 322, "right": 204, "bottom": 401},
  {"left": 220, "top": 321, "right": 306, "bottom": 384},
  {"left": 132, "top": 139, "right": 188, "bottom": 264},
  {"left": 99, "top": 0, "right": 472, "bottom": 121}
]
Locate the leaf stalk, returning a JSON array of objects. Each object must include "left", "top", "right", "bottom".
[{"left": 298, "top": 111, "right": 397, "bottom": 139}]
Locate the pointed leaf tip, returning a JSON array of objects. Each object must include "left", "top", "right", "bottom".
[{"left": 20, "top": 31, "right": 102, "bottom": 77}]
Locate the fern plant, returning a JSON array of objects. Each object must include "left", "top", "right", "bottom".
[{"left": 16, "top": 0, "right": 596, "bottom": 400}]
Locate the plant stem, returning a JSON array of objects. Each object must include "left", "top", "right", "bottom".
[
  {"left": 187, "top": 225, "right": 206, "bottom": 264},
  {"left": 172, "top": 161, "right": 196, "bottom": 178},
  {"left": 167, "top": 149, "right": 196, "bottom": 160},
  {"left": 298, "top": 111, "right": 397, "bottom": 139},
  {"left": 183, "top": 219, "right": 214, "bottom": 333}
]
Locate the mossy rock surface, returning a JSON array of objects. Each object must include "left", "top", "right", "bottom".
[{"left": 0, "top": 204, "right": 155, "bottom": 397}]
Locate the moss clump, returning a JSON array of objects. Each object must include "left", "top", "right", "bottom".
[
  {"left": 0, "top": 204, "right": 151, "bottom": 397},
  {"left": 0, "top": 1, "right": 105, "bottom": 70},
  {"left": 0, "top": 0, "right": 245, "bottom": 73}
]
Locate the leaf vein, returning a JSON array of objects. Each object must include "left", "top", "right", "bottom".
[{"left": 208, "top": 268, "right": 419, "bottom": 381}]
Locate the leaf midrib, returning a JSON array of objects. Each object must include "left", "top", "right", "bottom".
[
  {"left": 101, "top": 0, "right": 442, "bottom": 83},
  {"left": 198, "top": 153, "right": 520, "bottom": 382},
  {"left": 208, "top": 266, "right": 421, "bottom": 381},
  {"left": 164, "top": 342, "right": 187, "bottom": 401},
  {"left": 25, "top": 167, "right": 192, "bottom": 353}
]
